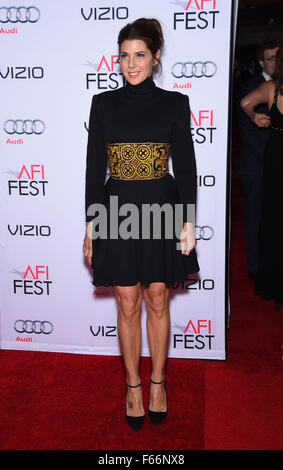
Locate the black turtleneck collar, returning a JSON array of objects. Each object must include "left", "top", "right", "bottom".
[{"left": 124, "top": 74, "right": 156, "bottom": 97}]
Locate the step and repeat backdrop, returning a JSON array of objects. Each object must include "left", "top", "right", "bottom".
[{"left": 0, "top": 0, "right": 237, "bottom": 360}]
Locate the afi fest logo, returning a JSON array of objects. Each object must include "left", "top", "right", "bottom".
[
  {"left": 190, "top": 109, "right": 216, "bottom": 144},
  {"left": 13, "top": 265, "right": 52, "bottom": 295},
  {"left": 173, "top": 319, "right": 215, "bottom": 350},
  {"left": 85, "top": 54, "right": 124, "bottom": 90},
  {"left": 8, "top": 164, "right": 48, "bottom": 196},
  {"left": 173, "top": 0, "right": 219, "bottom": 30}
]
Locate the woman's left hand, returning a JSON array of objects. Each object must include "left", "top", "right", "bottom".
[{"left": 180, "top": 222, "right": 197, "bottom": 256}]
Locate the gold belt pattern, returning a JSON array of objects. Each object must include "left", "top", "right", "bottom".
[{"left": 105, "top": 142, "right": 170, "bottom": 180}]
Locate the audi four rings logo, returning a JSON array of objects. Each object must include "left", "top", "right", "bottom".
[
  {"left": 14, "top": 320, "right": 53, "bottom": 334},
  {"left": 4, "top": 120, "right": 45, "bottom": 135},
  {"left": 195, "top": 226, "right": 214, "bottom": 240},
  {"left": 172, "top": 62, "right": 217, "bottom": 78},
  {"left": 0, "top": 6, "right": 40, "bottom": 23}
]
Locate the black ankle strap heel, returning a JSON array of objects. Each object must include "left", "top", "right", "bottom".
[
  {"left": 126, "top": 381, "right": 142, "bottom": 388},
  {"left": 148, "top": 377, "right": 168, "bottom": 426},
  {"left": 125, "top": 381, "right": 145, "bottom": 432},
  {"left": 150, "top": 378, "right": 166, "bottom": 385}
]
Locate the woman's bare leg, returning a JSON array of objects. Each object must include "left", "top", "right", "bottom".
[
  {"left": 144, "top": 282, "right": 170, "bottom": 412},
  {"left": 114, "top": 283, "right": 144, "bottom": 417}
]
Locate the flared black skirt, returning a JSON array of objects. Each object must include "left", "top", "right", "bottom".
[{"left": 90, "top": 174, "right": 199, "bottom": 288}]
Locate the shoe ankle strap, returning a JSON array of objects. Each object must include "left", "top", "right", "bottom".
[
  {"left": 150, "top": 377, "right": 166, "bottom": 385},
  {"left": 126, "top": 381, "right": 142, "bottom": 388}
]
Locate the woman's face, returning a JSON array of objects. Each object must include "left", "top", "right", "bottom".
[{"left": 119, "top": 39, "right": 160, "bottom": 85}]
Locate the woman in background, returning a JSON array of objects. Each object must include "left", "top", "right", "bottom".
[{"left": 241, "top": 42, "right": 283, "bottom": 310}]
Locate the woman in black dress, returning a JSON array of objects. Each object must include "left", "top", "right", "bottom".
[
  {"left": 83, "top": 18, "right": 199, "bottom": 431},
  {"left": 240, "top": 42, "right": 283, "bottom": 310}
]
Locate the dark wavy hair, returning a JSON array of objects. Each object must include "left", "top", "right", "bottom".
[
  {"left": 117, "top": 18, "right": 164, "bottom": 75},
  {"left": 273, "top": 41, "right": 283, "bottom": 95}
]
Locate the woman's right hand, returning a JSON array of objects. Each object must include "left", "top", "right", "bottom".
[
  {"left": 83, "top": 221, "right": 93, "bottom": 266},
  {"left": 252, "top": 112, "right": 271, "bottom": 128}
]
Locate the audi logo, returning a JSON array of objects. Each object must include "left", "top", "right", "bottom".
[
  {"left": 0, "top": 6, "right": 40, "bottom": 23},
  {"left": 14, "top": 320, "right": 54, "bottom": 335},
  {"left": 4, "top": 119, "right": 45, "bottom": 135},
  {"left": 172, "top": 61, "right": 217, "bottom": 78},
  {"left": 195, "top": 225, "right": 214, "bottom": 240}
]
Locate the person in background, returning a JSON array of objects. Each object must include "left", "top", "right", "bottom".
[
  {"left": 236, "top": 38, "right": 279, "bottom": 282},
  {"left": 240, "top": 42, "right": 283, "bottom": 310},
  {"left": 241, "top": 57, "right": 259, "bottom": 83}
]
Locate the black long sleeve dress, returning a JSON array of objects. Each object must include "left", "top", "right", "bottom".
[{"left": 85, "top": 74, "right": 199, "bottom": 287}]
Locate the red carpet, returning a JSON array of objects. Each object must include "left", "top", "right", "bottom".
[{"left": 0, "top": 128, "right": 282, "bottom": 450}]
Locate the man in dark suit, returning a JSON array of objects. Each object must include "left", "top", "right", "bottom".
[{"left": 236, "top": 38, "right": 279, "bottom": 280}]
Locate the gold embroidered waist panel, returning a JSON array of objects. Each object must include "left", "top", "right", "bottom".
[{"left": 105, "top": 142, "right": 170, "bottom": 180}]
